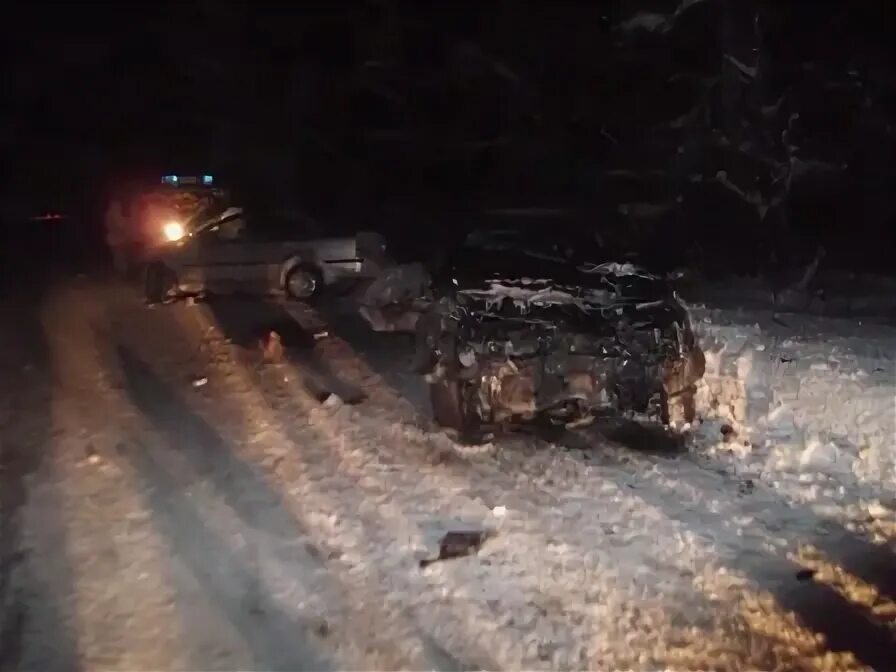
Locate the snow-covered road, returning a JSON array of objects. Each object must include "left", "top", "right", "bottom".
[{"left": 1, "top": 275, "right": 893, "bottom": 671}]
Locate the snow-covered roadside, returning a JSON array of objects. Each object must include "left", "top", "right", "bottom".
[{"left": 687, "top": 303, "right": 896, "bottom": 536}]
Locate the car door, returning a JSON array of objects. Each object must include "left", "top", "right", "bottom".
[
  {"left": 234, "top": 214, "right": 307, "bottom": 291},
  {"left": 243, "top": 213, "right": 327, "bottom": 287},
  {"left": 278, "top": 214, "right": 362, "bottom": 278},
  {"left": 201, "top": 212, "right": 293, "bottom": 293},
  {"left": 191, "top": 214, "right": 251, "bottom": 293}
]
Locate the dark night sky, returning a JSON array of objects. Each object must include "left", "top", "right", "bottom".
[
  {"left": 4, "top": 1, "right": 895, "bottom": 270},
  {"left": 7, "top": 2, "right": 482, "bottom": 203}
]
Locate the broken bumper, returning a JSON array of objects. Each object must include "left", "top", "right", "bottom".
[
  {"left": 432, "top": 352, "right": 684, "bottom": 425},
  {"left": 424, "top": 322, "right": 705, "bottom": 427}
]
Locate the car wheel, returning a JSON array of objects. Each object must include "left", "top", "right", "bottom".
[
  {"left": 429, "top": 377, "right": 484, "bottom": 441},
  {"left": 144, "top": 263, "right": 176, "bottom": 305},
  {"left": 284, "top": 264, "right": 323, "bottom": 301}
]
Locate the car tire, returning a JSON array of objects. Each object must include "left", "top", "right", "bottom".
[
  {"left": 429, "top": 377, "right": 483, "bottom": 442},
  {"left": 284, "top": 263, "right": 323, "bottom": 301},
  {"left": 144, "top": 262, "right": 176, "bottom": 305}
]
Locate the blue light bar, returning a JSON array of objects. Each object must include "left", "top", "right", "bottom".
[
  {"left": 162, "top": 174, "right": 178, "bottom": 185},
  {"left": 202, "top": 175, "right": 214, "bottom": 186}
]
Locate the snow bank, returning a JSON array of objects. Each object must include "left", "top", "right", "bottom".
[{"left": 687, "top": 305, "right": 896, "bottom": 513}]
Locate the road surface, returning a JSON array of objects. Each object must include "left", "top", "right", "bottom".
[{"left": 1, "top": 271, "right": 893, "bottom": 671}]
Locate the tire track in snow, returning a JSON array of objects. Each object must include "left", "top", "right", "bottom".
[
  {"left": 18, "top": 283, "right": 192, "bottom": 670},
  {"left": 113, "top": 294, "right": 476, "bottom": 669},
  {"left": 37, "top": 281, "right": 376, "bottom": 670},
  {"left": 0, "top": 291, "right": 82, "bottom": 672}
]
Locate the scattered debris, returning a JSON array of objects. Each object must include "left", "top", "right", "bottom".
[
  {"left": 79, "top": 444, "right": 102, "bottom": 466},
  {"left": 737, "top": 479, "right": 754, "bottom": 496},
  {"left": 322, "top": 393, "right": 344, "bottom": 410},
  {"left": 492, "top": 505, "right": 507, "bottom": 517},
  {"left": 419, "top": 530, "right": 490, "bottom": 568},
  {"left": 260, "top": 330, "right": 284, "bottom": 363},
  {"left": 720, "top": 424, "right": 737, "bottom": 441},
  {"left": 192, "top": 376, "right": 208, "bottom": 388}
]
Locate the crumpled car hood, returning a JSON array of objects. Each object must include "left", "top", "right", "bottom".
[{"left": 452, "top": 270, "right": 685, "bottom": 331}]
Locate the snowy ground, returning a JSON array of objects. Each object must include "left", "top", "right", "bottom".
[{"left": 1, "top": 271, "right": 894, "bottom": 671}]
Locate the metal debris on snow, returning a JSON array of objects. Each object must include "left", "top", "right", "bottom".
[
  {"left": 419, "top": 530, "right": 491, "bottom": 568},
  {"left": 322, "top": 393, "right": 344, "bottom": 410}
]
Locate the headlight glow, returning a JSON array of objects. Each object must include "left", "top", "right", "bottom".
[{"left": 162, "top": 220, "right": 185, "bottom": 242}]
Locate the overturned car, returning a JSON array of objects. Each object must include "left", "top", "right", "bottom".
[{"left": 413, "top": 232, "right": 705, "bottom": 439}]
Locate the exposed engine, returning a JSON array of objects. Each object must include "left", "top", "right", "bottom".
[{"left": 418, "top": 267, "right": 704, "bottom": 435}]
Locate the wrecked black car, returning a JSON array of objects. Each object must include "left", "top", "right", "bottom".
[{"left": 413, "top": 229, "right": 705, "bottom": 439}]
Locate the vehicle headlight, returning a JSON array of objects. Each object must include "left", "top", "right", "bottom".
[{"left": 162, "top": 220, "right": 185, "bottom": 242}]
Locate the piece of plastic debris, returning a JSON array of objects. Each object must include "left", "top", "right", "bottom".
[
  {"left": 419, "top": 530, "right": 490, "bottom": 567},
  {"left": 322, "top": 393, "right": 344, "bottom": 409},
  {"left": 192, "top": 377, "right": 208, "bottom": 388},
  {"left": 492, "top": 505, "right": 507, "bottom": 517},
  {"left": 261, "top": 331, "right": 284, "bottom": 362},
  {"left": 313, "top": 331, "right": 329, "bottom": 340}
]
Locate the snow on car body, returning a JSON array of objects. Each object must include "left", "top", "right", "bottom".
[
  {"left": 414, "top": 228, "right": 705, "bottom": 439},
  {"left": 143, "top": 205, "right": 388, "bottom": 303}
]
